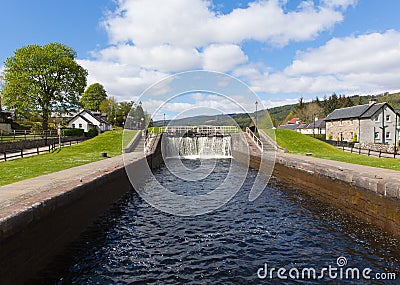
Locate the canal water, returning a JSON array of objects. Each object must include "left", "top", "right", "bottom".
[{"left": 29, "top": 159, "right": 399, "bottom": 284}]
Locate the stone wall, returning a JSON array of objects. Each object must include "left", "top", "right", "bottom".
[
  {"left": 325, "top": 118, "right": 359, "bottom": 142},
  {"left": 0, "top": 146, "right": 164, "bottom": 284}
]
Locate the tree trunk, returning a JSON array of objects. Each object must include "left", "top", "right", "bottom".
[{"left": 42, "top": 110, "right": 49, "bottom": 131}]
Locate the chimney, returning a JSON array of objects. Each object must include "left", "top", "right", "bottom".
[{"left": 369, "top": 98, "right": 377, "bottom": 105}]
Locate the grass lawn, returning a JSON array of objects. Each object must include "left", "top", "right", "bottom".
[
  {"left": 0, "top": 129, "right": 132, "bottom": 186},
  {"left": 266, "top": 129, "right": 400, "bottom": 171}
]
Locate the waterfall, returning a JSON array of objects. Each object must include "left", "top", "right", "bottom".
[{"left": 164, "top": 136, "right": 232, "bottom": 159}]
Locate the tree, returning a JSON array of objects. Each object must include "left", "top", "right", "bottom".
[
  {"left": 80, "top": 83, "right": 107, "bottom": 111},
  {"left": 2, "top": 43, "right": 87, "bottom": 130},
  {"left": 99, "top": 97, "right": 118, "bottom": 124}
]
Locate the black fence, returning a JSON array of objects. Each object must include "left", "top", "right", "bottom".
[
  {"left": 0, "top": 138, "right": 85, "bottom": 162},
  {"left": 317, "top": 138, "right": 399, "bottom": 159},
  {"left": 0, "top": 129, "right": 60, "bottom": 141}
]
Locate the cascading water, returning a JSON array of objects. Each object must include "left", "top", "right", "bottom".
[{"left": 163, "top": 136, "right": 232, "bottom": 159}]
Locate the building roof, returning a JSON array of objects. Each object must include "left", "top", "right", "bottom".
[
  {"left": 311, "top": 118, "right": 326, "bottom": 129},
  {"left": 287, "top": 118, "right": 300, "bottom": 124},
  {"left": 67, "top": 109, "right": 112, "bottom": 126},
  {"left": 360, "top": 103, "right": 384, "bottom": 118},
  {"left": 325, "top": 102, "right": 393, "bottom": 121},
  {"left": 278, "top": 123, "right": 299, "bottom": 130},
  {"left": 296, "top": 123, "right": 308, "bottom": 129},
  {"left": 324, "top": 104, "right": 371, "bottom": 121}
]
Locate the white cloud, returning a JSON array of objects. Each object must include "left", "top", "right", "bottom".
[
  {"left": 77, "top": 59, "right": 168, "bottom": 102},
  {"left": 238, "top": 29, "right": 400, "bottom": 95},
  {"left": 97, "top": 44, "right": 202, "bottom": 72},
  {"left": 82, "top": 0, "right": 378, "bottom": 112},
  {"left": 286, "top": 30, "right": 400, "bottom": 75},
  {"left": 103, "top": 0, "right": 347, "bottom": 48},
  {"left": 202, "top": 44, "right": 247, "bottom": 72},
  {"left": 321, "top": 0, "right": 357, "bottom": 9}
]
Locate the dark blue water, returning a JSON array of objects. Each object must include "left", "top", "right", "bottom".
[{"left": 29, "top": 160, "right": 400, "bottom": 284}]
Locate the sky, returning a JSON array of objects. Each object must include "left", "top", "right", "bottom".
[{"left": 1, "top": 0, "right": 400, "bottom": 119}]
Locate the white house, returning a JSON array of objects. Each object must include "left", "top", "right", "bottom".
[
  {"left": 68, "top": 109, "right": 112, "bottom": 133},
  {"left": 296, "top": 119, "right": 326, "bottom": 135}
]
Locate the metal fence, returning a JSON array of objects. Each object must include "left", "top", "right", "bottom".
[
  {"left": 0, "top": 129, "right": 60, "bottom": 141},
  {"left": 0, "top": 138, "right": 85, "bottom": 162},
  {"left": 317, "top": 138, "right": 399, "bottom": 159}
]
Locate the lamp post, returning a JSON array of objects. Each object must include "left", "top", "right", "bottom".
[
  {"left": 313, "top": 113, "right": 316, "bottom": 138},
  {"left": 255, "top": 101, "right": 258, "bottom": 133},
  {"left": 395, "top": 108, "right": 399, "bottom": 158},
  {"left": 163, "top": 113, "right": 166, "bottom": 132}
]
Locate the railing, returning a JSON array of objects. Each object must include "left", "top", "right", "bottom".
[
  {"left": 164, "top": 125, "right": 240, "bottom": 135},
  {"left": 0, "top": 129, "right": 61, "bottom": 141},
  {"left": 245, "top": 127, "right": 263, "bottom": 151},
  {"left": 0, "top": 138, "right": 84, "bottom": 162}
]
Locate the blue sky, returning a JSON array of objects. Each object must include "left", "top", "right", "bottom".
[{"left": 1, "top": 0, "right": 400, "bottom": 118}]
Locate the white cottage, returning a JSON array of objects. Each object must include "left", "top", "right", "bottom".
[{"left": 67, "top": 109, "right": 112, "bottom": 133}]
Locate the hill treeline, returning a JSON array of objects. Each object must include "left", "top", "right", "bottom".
[{"left": 264, "top": 92, "right": 400, "bottom": 125}]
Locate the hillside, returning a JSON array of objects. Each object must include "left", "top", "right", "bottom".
[{"left": 152, "top": 91, "right": 400, "bottom": 129}]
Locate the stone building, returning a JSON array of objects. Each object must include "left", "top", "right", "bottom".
[{"left": 324, "top": 101, "right": 399, "bottom": 145}]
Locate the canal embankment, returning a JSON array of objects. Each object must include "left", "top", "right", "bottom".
[
  {"left": 236, "top": 130, "right": 400, "bottom": 238},
  {"left": 0, "top": 132, "right": 163, "bottom": 285}
]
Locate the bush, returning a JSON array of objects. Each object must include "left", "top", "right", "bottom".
[
  {"left": 327, "top": 133, "right": 333, "bottom": 140},
  {"left": 62, "top": 128, "right": 84, "bottom": 137},
  {"left": 86, "top": 128, "right": 99, "bottom": 138},
  {"left": 352, "top": 133, "right": 358, "bottom": 143}
]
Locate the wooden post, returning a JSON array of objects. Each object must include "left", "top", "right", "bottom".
[{"left": 21, "top": 149, "right": 23, "bottom": 158}]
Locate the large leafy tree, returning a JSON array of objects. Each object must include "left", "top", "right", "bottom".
[
  {"left": 80, "top": 83, "right": 107, "bottom": 111},
  {"left": 2, "top": 43, "right": 87, "bottom": 129}
]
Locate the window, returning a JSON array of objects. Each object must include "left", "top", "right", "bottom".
[
  {"left": 386, "top": 114, "right": 391, "bottom": 122},
  {"left": 350, "top": 120, "right": 353, "bottom": 125},
  {"left": 72, "top": 124, "right": 75, "bottom": 128},
  {"left": 386, "top": 132, "right": 391, "bottom": 139},
  {"left": 374, "top": 116, "right": 379, "bottom": 122},
  {"left": 350, "top": 132, "right": 354, "bottom": 139},
  {"left": 79, "top": 123, "right": 82, "bottom": 128},
  {"left": 339, "top": 119, "right": 343, "bottom": 126},
  {"left": 375, "top": 132, "right": 379, "bottom": 139}
]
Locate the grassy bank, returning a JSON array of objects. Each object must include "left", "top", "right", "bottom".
[
  {"left": 0, "top": 130, "right": 130, "bottom": 186},
  {"left": 268, "top": 129, "right": 400, "bottom": 171}
]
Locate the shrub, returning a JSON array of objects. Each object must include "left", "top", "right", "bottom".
[
  {"left": 62, "top": 128, "right": 84, "bottom": 137},
  {"left": 328, "top": 133, "right": 333, "bottom": 140},
  {"left": 86, "top": 128, "right": 99, "bottom": 138},
  {"left": 352, "top": 133, "right": 358, "bottom": 143}
]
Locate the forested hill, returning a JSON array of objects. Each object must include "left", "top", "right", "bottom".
[{"left": 262, "top": 92, "right": 400, "bottom": 125}]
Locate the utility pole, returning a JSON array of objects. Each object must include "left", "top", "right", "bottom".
[
  {"left": 255, "top": 101, "right": 258, "bottom": 133},
  {"left": 313, "top": 113, "right": 316, "bottom": 138},
  {"left": 163, "top": 113, "right": 166, "bottom": 132},
  {"left": 395, "top": 108, "right": 398, "bottom": 157}
]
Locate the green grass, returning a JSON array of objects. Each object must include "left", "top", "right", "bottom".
[
  {"left": 266, "top": 129, "right": 400, "bottom": 171},
  {"left": 0, "top": 130, "right": 131, "bottom": 186}
]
